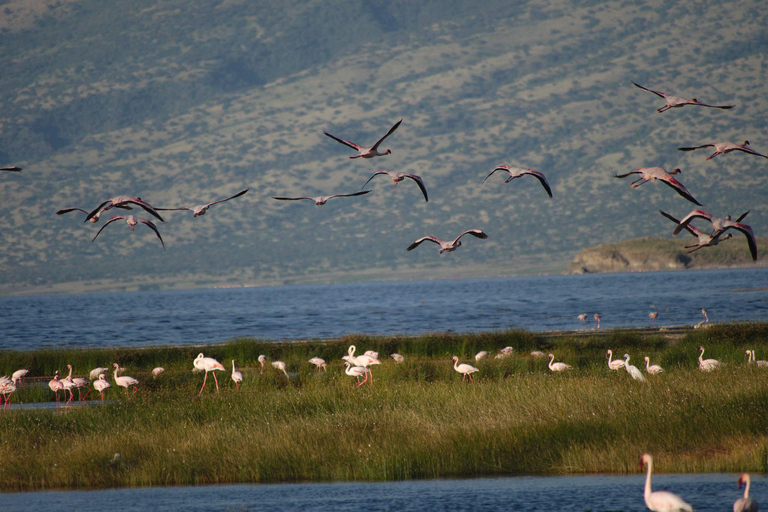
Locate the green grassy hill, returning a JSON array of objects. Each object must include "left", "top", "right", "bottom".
[{"left": 1, "top": 0, "right": 767, "bottom": 294}]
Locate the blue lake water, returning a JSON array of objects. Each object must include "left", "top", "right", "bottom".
[
  {"left": 0, "top": 268, "right": 766, "bottom": 350},
  {"left": 0, "top": 473, "right": 759, "bottom": 511}
]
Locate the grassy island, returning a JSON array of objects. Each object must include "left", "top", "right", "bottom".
[{"left": 1, "top": 323, "right": 768, "bottom": 492}]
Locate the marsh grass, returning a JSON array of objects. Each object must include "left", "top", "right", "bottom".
[{"left": 2, "top": 324, "right": 768, "bottom": 491}]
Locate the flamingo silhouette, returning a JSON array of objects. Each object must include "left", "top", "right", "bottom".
[
  {"left": 272, "top": 191, "right": 370, "bottom": 205},
  {"left": 679, "top": 141, "right": 768, "bottom": 160},
  {"left": 156, "top": 189, "right": 248, "bottom": 217},
  {"left": 614, "top": 167, "right": 701, "bottom": 206},
  {"left": 633, "top": 82, "right": 734, "bottom": 113},
  {"left": 407, "top": 229, "right": 488, "bottom": 253},
  {"left": 92, "top": 215, "right": 165, "bottom": 250},
  {"left": 362, "top": 170, "right": 428, "bottom": 202},
  {"left": 324, "top": 119, "right": 402, "bottom": 159},
  {"left": 482, "top": 165, "right": 553, "bottom": 198}
]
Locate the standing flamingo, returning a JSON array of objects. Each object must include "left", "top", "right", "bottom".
[
  {"left": 390, "top": 353, "right": 405, "bottom": 363},
  {"left": 308, "top": 357, "right": 327, "bottom": 372},
  {"left": 113, "top": 363, "right": 139, "bottom": 397},
  {"left": 93, "top": 374, "right": 111, "bottom": 402},
  {"left": 61, "top": 365, "right": 76, "bottom": 403},
  {"left": 644, "top": 357, "right": 664, "bottom": 375},
  {"left": 475, "top": 351, "right": 489, "bottom": 361},
  {"left": 48, "top": 371, "right": 64, "bottom": 406},
  {"left": 614, "top": 167, "right": 701, "bottom": 206},
  {"left": 271, "top": 361, "right": 289, "bottom": 378},
  {"left": 548, "top": 354, "right": 572, "bottom": 372},
  {"left": 606, "top": 349, "right": 625, "bottom": 370},
  {"left": 734, "top": 473, "right": 759, "bottom": 512},
  {"left": 649, "top": 311, "right": 659, "bottom": 327},
  {"left": 698, "top": 346, "right": 722, "bottom": 372},
  {"left": 258, "top": 355, "right": 267, "bottom": 374},
  {"left": 624, "top": 354, "right": 647, "bottom": 382},
  {"left": 594, "top": 313, "right": 601, "bottom": 330},
  {"left": 344, "top": 361, "right": 368, "bottom": 387},
  {"left": 324, "top": 119, "right": 402, "bottom": 159},
  {"left": 344, "top": 346, "right": 380, "bottom": 385},
  {"left": 193, "top": 353, "right": 225, "bottom": 395},
  {"left": 231, "top": 360, "right": 243, "bottom": 391},
  {"left": 90, "top": 367, "right": 110, "bottom": 381},
  {"left": 633, "top": 81, "right": 734, "bottom": 113},
  {"left": 11, "top": 369, "right": 29, "bottom": 387},
  {"left": 695, "top": 309, "right": 710, "bottom": 329},
  {"left": 578, "top": 313, "right": 588, "bottom": 327},
  {"left": 482, "top": 165, "right": 553, "bottom": 198},
  {"left": 451, "top": 356, "right": 479, "bottom": 383},
  {"left": 746, "top": 350, "right": 768, "bottom": 368},
  {"left": 0, "top": 379, "right": 16, "bottom": 407},
  {"left": 639, "top": 453, "right": 693, "bottom": 512}
]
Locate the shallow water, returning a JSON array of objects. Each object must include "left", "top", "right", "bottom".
[
  {"left": 0, "top": 268, "right": 766, "bottom": 350},
  {"left": 0, "top": 473, "right": 758, "bottom": 511}
]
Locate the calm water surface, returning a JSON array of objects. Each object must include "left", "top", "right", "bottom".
[
  {"left": 0, "top": 474, "right": 756, "bottom": 511},
  {"left": 0, "top": 268, "right": 766, "bottom": 350}
]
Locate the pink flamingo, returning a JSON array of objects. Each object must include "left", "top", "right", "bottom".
[
  {"left": 272, "top": 191, "right": 371, "bottom": 205},
  {"left": 93, "top": 374, "right": 111, "bottom": 402},
  {"left": 407, "top": 229, "right": 488, "bottom": 254},
  {"left": 679, "top": 140, "right": 768, "bottom": 160},
  {"left": 48, "top": 371, "right": 64, "bottom": 407},
  {"left": 639, "top": 453, "right": 693, "bottom": 512},
  {"left": 735, "top": 473, "right": 759, "bottom": 512},
  {"left": 362, "top": 170, "right": 428, "bottom": 202},
  {"left": 452, "top": 356, "right": 479, "bottom": 383},
  {"left": 614, "top": 167, "right": 701, "bottom": 206},
  {"left": 324, "top": 119, "right": 402, "bottom": 159},
  {"left": 594, "top": 313, "right": 601, "bottom": 330},
  {"left": 193, "top": 353, "right": 225, "bottom": 395},
  {"left": 482, "top": 165, "right": 553, "bottom": 198},
  {"left": 84, "top": 195, "right": 164, "bottom": 223},
  {"left": 11, "top": 369, "right": 29, "bottom": 387},
  {"left": 156, "top": 189, "right": 248, "bottom": 217},
  {"left": 113, "top": 363, "right": 139, "bottom": 397},
  {"left": 649, "top": 311, "right": 659, "bottom": 326},
  {"left": 577, "top": 313, "right": 588, "bottom": 326},
  {"left": 231, "top": 360, "right": 243, "bottom": 391},
  {"left": 672, "top": 209, "right": 756, "bottom": 261},
  {"left": 548, "top": 354, "right": 573, "bottom": 372},
  {"left": 633, "top": 82, "right": 734, "bottom": 113},
  {"left": 606, "top": 349, "right": 625, "bottom": 370},
  {"left": 344, "top": 361, "right": 368, "bottom": 387},
  {"left": 659, "top": 210, "right": 735, "bottom": 254},
  {"left": 92, "top": 215, "right": 165, "bottom": 250}
]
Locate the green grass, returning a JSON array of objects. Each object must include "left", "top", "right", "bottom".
[{"left": 2, "top": 323, "right": 768, "bottom": 491}]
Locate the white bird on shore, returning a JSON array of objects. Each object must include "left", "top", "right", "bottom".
[
  {"left": 362, "top": 170, "right": 428, "bottom": 202},
  {"left": 72, "top": 373, "right": 91, "bottom": 401},
  {"left": 364, "top": 350, "right": 379, "bottom": 360},
  {"left": 633, "top": 81, "right": 734, "bottom": 113},
  {"left": 698, "top": 346, "right": 722, "bottom": 372},
  {"left": 606, "top": 349, "right": 625, "bottom": 371},
  {"left": 644, "top": 357, "right": 664, "bottom": 375},
  {"left": 451, "top": 356, "right": 479, "bottom": 383},
  {"left": 639, "top": 453, "right": 693, "bottom": 512},
  {"left": 678, "top": 141, "right": 768, "bottom": 161},
  {"left": 193, "top": 353, "right": 225, "bottom": 395},
  {"left": 61, "top": 365, "right": 76, "bottom": 403},
  {"left": 0, "top": 380, "right": 16, "bottom": 407},
  {"left": 324, "top": 119, "right": 402, "bottom": 159},
  {"left": 93, "top": 374, "right": 110, "bottom": 402},
  {"left": 695, "top": 308, "right": 710, "bottom": 329},
  {"left": 735, "top": 473, "right": 759, "bottom": 512},
  {"left": 594, "top": 314, "right": 601, "bottom": 330},
  {"left": 482, "top": 165, "right": 553, "bottom": 198},
  {"left": 272, "top": 360, "right": 289, "bottom": 378},
  {"left": 390, "top": 353, "right": 405, "bottom": 363},
  {"left": 548, "top": 354, "right": 572, "bottom": 372},
  {"left": 231, "top": 360, "right": 243, "bottom": 391},
  {"left": 112, "top": 363, "right": 139, "bottom": 398},
  {"left": 308, "top": 357, "right": 327, "bottom": 372},
  {"left": 623, "top": 354, "right": 646, "bottom": 382},
  {"left": 155, "top": 189, "right": 248, "bottom": 217},
  {"left": 271, "top": 190, "right": 371, "bottom": 205},
  {"left": 407, "top": 229, "right": 488, "bottom": 254},
  {"left": 649, "top": 310, "right": 659, "bottom": 326},
  {"left": 344, "top": 346, "right": 380, "bottom": 385}
]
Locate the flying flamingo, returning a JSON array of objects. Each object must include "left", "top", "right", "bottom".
[
  {"left": 113, "top": 363, "right": 139, "bottom": 397},
  {"left": 623, "top": 354, "right": 647, "bottom": 382},
  {"left": 578, "top": 313, "right": 588, "bottom": 327},
  {"left": 644, "top": 357, "right": 664, "bottom": 374},
  {"left": 231, "top": 360, "right": 243, "bottom": 391},
  {"left": 344, "top": 361, "right": 368, "bottom": 387},
  {"left": 193, "top": 353, "right": 225, "bottom": 394},
  {"left": 11, "top": 369, "right": 29, "bottom": 386},
  {"left": 649, "top": 311, "right": 659, "bottom": 326},
  {"left": 639, "top": 453, "right": 693, "bottom": 512},
  {"left": 407, "top": 229, "right": 488, "bottom": 254},
  {"left": 271, "top": 361, "right": 289, "bottom": 378},
  {"left": 48, "top": 371, "right": 64, "bottom": 406},
  {"left": 697, "top": 346, "right": 722, "bottom": 372},
  {"left": 93, "top": 374, "right": 111, "bottom": 402},
  {"left": 679, "top": 140, "right": 768, "bottom": 160},
  {"left": 390, "top": 353, "right": 405, "bottom": 363},
  {"left": 92, "top": 215, "right": 165, "bottom": 250},
  {"left": 633, "top": 81, "right": 734, "bottom": 113},
  {"left": 156, "top": 189, "right": 249, "bottom": 217},
  {"left": 594, "top": 313, "right": 601, "bottom": 330},
  {"left": 659, "top": 210, "right": 735, "bottom": 254},
  {"left": 735, "top": 473, "right": 759, "bottom": 512},
  {"left": 1, "top": 166, "right": 22, "bottom": 172},
  {"left": 271, "top": 190, "right": 371, "bottom": 205},
  {"left": 308, "top": 357, "right": 327, "bottom": 372},
  {"left": 258, "top": 355, "right": 267, "bottom": 374},
  {"left": 84, "top": 195, "right": 164, "bottom": 223},
  {"left": 451, "top": 356, "right": 479, "bottom": 383},
  {"left": 606, "top": 349, "right": 625, "bottom": 370},
  {"left": 324, "top": 119, "right": 402, "bottom": 159},
  {"left": 482, "top": 165, "right": 553, "bottom": 198},
  {"left": 672, "top": 209, "right": 757, "bottom": 261},
  {"left": 362, "top": 170, "right": 428, "bottom": 202},
  {"left": 547, "top": 354, "right": 572, "bottom": 372},
  {"left": 614, "top": 167, "right": 702, "bottom": 206}
]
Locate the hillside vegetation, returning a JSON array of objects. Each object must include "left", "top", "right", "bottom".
[{"left": 1, "top": 0, "right": 767, "bottom": 294}]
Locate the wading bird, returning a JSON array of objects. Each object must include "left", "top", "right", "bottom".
[
  {"left": 482, "top": 165, "right": 553, "bottom": 198},
  {"left": 0, "top": 380, "right": 16, "bottom": 407},
  {"left": 344, "top": 361, "right": 368, "bottom": 387},
  {"left": 633, "top": 81, "right": 734, "bottom": 113},
  {"left": 698, "top": 346, "right": 722, "bottom": 372},
  {"left": 93, "top": 374, "right": 111, "bottom": 402},
  {"left": 193, "top": 353, "right": 225, "bottom": 395},
  {"left": 639, "top": 453, "right": 693, "bottom": 512},
  {"left": 734, "top": 473, "right": 759, "bottom": 512},
  {"left": 407, "top": 229, "right": 488, "bottom": 254},
  {"left": 390, "top": 353, "right": 405, "bottom": 363},
  {"left": 678, "top": 140, "right": 768, "bottom": 160},
  {"left": 271, "top": 190, "right": 371, "bottom": 205},
  {"left": 258, "top": 355, "right": 267, "bottom": 374},
  {"left": 623, "top": 354, "right": 646, "bottom": 382},
  {"left": 231, "top": 360, "right": 243, "bottom": 391},
  {"left": 644, "top": 357, "right": 664, "bottom": 375},
  {"left": 614, "top": 167, "right": 701, "bottom": 206},
  {"left": 649, "top": 310, "right": 659, "bottom": 326},
  {"left": 113, "top": 363, "right": 139, "bottom": 398},
  {"left": 152, "top": 367, "right": 165, "bottom": 377},
  {"left": 344, "top": 346, "right": 380, "bottom": 385},
  {"left": 659, "top": 210, "right": 734, "bottom": 254},
  {"left": 156, "top": 189, "right": 248, "bottom": 217},
  {"left": 92, "top": 215, "right": 165, "bottom": 250},
  {"left": 594, "top": 313, "right": 601, "bottom": 330},
  {"left": 324, "top": 119, "right": 402, "bottom": 159},
  {"left": 61, "top": 365, "right": 76, "bottom": 403},
  {"left": 695, "top": 308, "right": 710, "bottom": 329},
  {"left": 90, "top": 367, "right": 110, "bottom": 381},
  {"left": 272, "top": 361, "right": 289, "bottom": 378},
  {"left": 48, "top": 371, "right": 64, "bottom": 405},
  {"left": 578, "top": 313, "right": 588, "bottom": 326},
  {"left": 475, "top": 351, "right": 489, "bottom": 361},
  {"left": 548, "top": 354, "right": 572, "bottom": 372},
  {"left": 84, "top": 195, "right": 164, "bottom": 223},
  {"left": 606, "top": 349, "right": 625, "bottom": 370},
  {"left": 11, "top": 369, "right": 29, "bottom": 386},
  {"left": 308, "top": 357, "right": 327, "bottom": 372},
  {"left": 746, "top": 350, "right": 768, "bottom": 367},
  {"left": 672, "top": 209, "right": 756, "bottom": 261},
  {"left": 451, "top": 356, "right": 479, "bottom": 383},
  {"left": 362, "top": 170, "right": 428, "bottom": 202}
]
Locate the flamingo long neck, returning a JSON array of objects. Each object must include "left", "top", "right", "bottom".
[
  {"left": 548, "top": 355, "right": 554, "bottom": 369},
  {"left": 114, "top": 366, "right": 120, "bottom": 380},
  {"left": 744, "top": 475, "right": 751, "bottom": 498},
  {"left": 232, "top": 360, "right": 236, "bottom": 372},
  {"left": 644, "top": 458, "right": 653, "bottom": 502},
  {"left": 66, "top": 366, "right": 73, "bottom": 380},
  {"left": 645, "top": 358, "right": 650, "bottom": 370},
  {"left": 607, "top": 351, "right": 613, "bottom": 364},
  {"left": 698, "top": 348, "right": 705, "bottom": 363},
  {"left": 453, "top": 358, "right": 459, "bottom": 371}
]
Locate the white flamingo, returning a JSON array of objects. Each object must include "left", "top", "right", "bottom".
[
  {"left": 156, "top": 189, "right": 248, "bottom": 217},
  {"left": 48, "top": 371, "right": 64, "bottom": 405},
  {"left": 258, "top": 355, "right": 267, "bottom": 374},
  {"left": 72, "top": 373, "right": 91, "bottom": 402},
  {"left": 193, "top": 353, "right": 225, "bottom": 395},
  {"left": 92, "top": 215, "right": 165, "bottom": 250},
  {"left": 698, "top": 346, "right": 722, "bottom": 372},
  {"left": 390, "top": 353, "right": 405, "bottom": 363},
  {"left": 623, "top": 354, "right": 647, "bottom": 382},
  {"left": 0, "top": 380, "right": 16, "bottom": 407},
  {"left": 746, "top": 350, "right": 768, "bottom": 368},
  {"left": 679, "top": 140, "right": 768, "bottom": 160},
  {"left": 272, "top": 361, "right": 289, "bottom": 378},
  {"left": 644, "top": 357, "right": 664, "bottom": 375},
  {"left": 112, "top": 363, "right": 139, "bottom": 397},
  {"left": 93, "top": 374, "right": 111, "bottom": 402},
  {"left": 362, "top": 170, "right": 428, "bottom": 202},
  {"left": 61, "top": 365, "right": 76, "bottom": 403},
  {"left": 633, "top": 81, "right": 734, "bottom": 113},
  {"left": 649, "top": 311, "right": 659, "bottom": 326},
  {"left": 547, "top": 354, "right": 572, "bottom": 372},
  {"left": 271, "top": 190, "right": 371, "bottom": 205},
  {"left": 90, "top": 367, "right": 110, "bottom": 381},
  {"left": 531, "top": 351, "right": 546, "bottom": 358},
  {"left": 344, "top": 361, "right": 368, "bottom": 387},
  {"left": 639, "top": 453, "right": 693, "bottom": 512},
  {"left": 308, "top": 357, "right": 327, "bottom": 372},
  {"left": 594, "top": 313, "right": 601, "bottom": 330},
  {"left": 734, "top": 473, "right": 759, "bottom": 512},
  {"left": 11, "top": 369, "right": 29, "bottom": 386},
  {"left": 475, "top": 351, "right": 489, "bottom": 361},
  {"left": 672, "top": 209, "right": 757, "bottom": 261},
  {"left": 482, "top": 165, "right": 553, "bottom": 198},
  {"left": 407, "top": 229, "right": 488, "bottom": 254},
  {"left": 344, "top": 345, "right": 380, "bottom": 385},
  {"left": 152, "top": 367, "right": 165, "bottom": 377},
  {"left": 451, "top": 356, "right": 479, "bottom": 383},
  {"left": 695, "top": 309, "right": 710, "bottom": 329},
  {"left": 324, "top": 119, "right": 402, "bottom": 159},
  {"left": 84, "top": 195, "right": 164, "bottom": 223},
  {"left": 606, "top": 350, "right": 625, "bottom": 370},
  {"left": 231, "top": 360, "right": 243, "bottom": 391},
  {"left": 578, "top": 313, "right": 588, "bottom": 326},
  {"left": 614, "top": 167, "right": 701, "bottom": 206}
]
